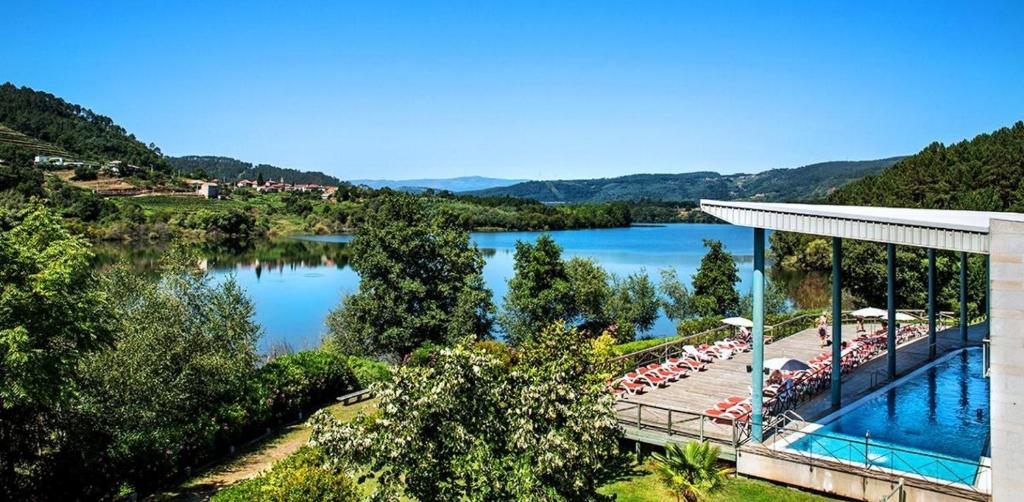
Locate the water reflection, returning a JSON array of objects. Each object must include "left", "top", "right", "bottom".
[{"left": 94, "top": 224, "right": 826, "bottom": 351}]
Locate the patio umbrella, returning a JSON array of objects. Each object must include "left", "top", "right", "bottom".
[
  {"left": 880, "top": 312, "right": 916, "bottom": 321},
  {"left": 850, "top": 307, "right": 887, "bottom": 318},
  {"left": 721, "top": 316, "right": 754, "bottom": 328},
  {"left": 763, "top": 357, "right": 812, "bottom": 372}
]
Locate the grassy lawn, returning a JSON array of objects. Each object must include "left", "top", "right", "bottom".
[{"left": 598, "top": 464, "right": 837, "bottom": 502}]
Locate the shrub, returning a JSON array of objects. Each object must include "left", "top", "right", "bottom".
[
  {"left": 212, "top": 446, "right": 357, "bottom": 502},
  {"left": 259, "top": 350, "right": 357, "bottom": 421},
  {"left": 347, "top": 355, "right": 390, "bottom": 388}
]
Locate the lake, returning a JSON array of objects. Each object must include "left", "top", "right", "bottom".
[{"left": 98, "top": 224, "right": 821, "bottom": 351}]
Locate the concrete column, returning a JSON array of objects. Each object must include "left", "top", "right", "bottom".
[
  {"left": 961, "top": 252, "right": 969, "bottom": 342},
  {"left": 831, "top": 237, "right": 842, "bottom": 408},
  {"left": 988, "top": 219, "right": 1024, "bottom": 500},
  {"left": 927, "top": 248, "right": 937, "bottom": 359},
  {"left": 887, "top": 243, "right": 897, "bottom": 379},
  {"left": 751, "top": 228, "right": 765, "bottom": 442},
  {"left": 986, "top": 254, "right": 991, "bottom": 337}
]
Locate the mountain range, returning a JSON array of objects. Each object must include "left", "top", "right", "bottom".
[
  {"left": 0, "top": 82, "right": 911, "bottom": 205},
  {"left": 466, "top": 158, "right": 905, "bottom": 203},
  {"left": 350, "top": 176, "right": 528, "bottom": 192}
]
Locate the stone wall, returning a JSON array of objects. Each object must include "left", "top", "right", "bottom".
[{"left": 989, "top": 218, "right": 1024, "bottom": 501}]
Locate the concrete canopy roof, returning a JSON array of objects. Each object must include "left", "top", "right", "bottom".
[{"left": 700, "top": 200, "right": 1024, "bottom": 254}]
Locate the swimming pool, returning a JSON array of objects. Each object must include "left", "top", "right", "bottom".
[{"left": 783, "top": 348, "right": 989, "bottom": 486}]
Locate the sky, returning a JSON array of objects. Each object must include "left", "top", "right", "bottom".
[{"left": 3, "top": 1, "right": 1024, "bottom": 180}]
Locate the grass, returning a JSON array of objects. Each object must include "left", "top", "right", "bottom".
[{"left": 597, "top": 464, "right": 838, "bottom": 502}]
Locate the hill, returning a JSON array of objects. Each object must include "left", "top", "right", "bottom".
[
  {"left": 829, "top": 122, "right": 1024, "bottom": 211},
  {"left": 0, "top": 82, "right": 167, "bottom": 169},
  {"left": 467, "top": 158, "right": 903, "bottom": 203},
  {"left": 167, "top": 155, "right": 343, "bottom": 186},
  {"left": 350, "top": 176, "right": 528, "bottom": 192}
]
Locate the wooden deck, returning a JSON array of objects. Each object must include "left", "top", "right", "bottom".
[{"left": 615, "top": 321, "right": 987, "bottom": 447}]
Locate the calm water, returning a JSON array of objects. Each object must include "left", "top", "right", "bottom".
[
  {"left": 787, "top": 348, "right": 989, "bottom": 484},
  {"left": 98, "top": 224, "right": 799, "bottom": 351}
]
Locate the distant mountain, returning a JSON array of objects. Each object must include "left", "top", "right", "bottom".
[
  {"left": 830, "top": 122, "right": 1024, "bottom": 211},
  {"left": 0, "top": 82, "right": 168, "bottom": 169},
  {"left": 167, "top": 155, "right": 343, "bottom": 186},
  {"left": 350, "top": 176, "right": 528, "bottom": 192},
  {"left": 467, "top": 158, "right": 904, "bottom": 203}
]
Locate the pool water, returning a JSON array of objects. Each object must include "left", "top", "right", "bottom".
[{"left": 786, "top": 348, "right": 989, "bottom": 485}]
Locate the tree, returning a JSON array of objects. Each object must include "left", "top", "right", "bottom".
[
  {"left": 651, "top": 441, "right": 732, "bottom": 502},
  {"left": 0, "top": 206, "right": 111, "bottom": 498},
  {"left": 500, "top": 234, "right": 574, "bottom": 344},
  {"left": 70, "top": 249, "right": 262, "bottom": 495},
  {"left": 311, "top": 323, "right": 622, "bottom": 501},
  {"left": 327, "top": 193, "right": 494, "bottom": 357},
  {"left": 606, "top": 270, "right": 660, "bottom": 341},
  {"left": 690, "top": 239, "right": 740, "bottom": 317},
  {"left": 659, "top": 267, "right": 692, "bottom": 321},
  {"left": 564, "top": 257, "right": 612, "bottom": 330},
  {"left": 257, "top": 171, "right": 265, "bottom": 186}
]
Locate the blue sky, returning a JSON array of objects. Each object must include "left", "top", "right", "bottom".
[{"left": 4, "top": 1, "right": 1023, "bottom": 180}]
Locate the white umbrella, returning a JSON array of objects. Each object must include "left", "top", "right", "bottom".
[
  {"left": 880, "top": 312, "right": 916, "bottom": 321},
  {"left": 850, "top": 307, "right": 887, "bottom": 318},
  {"left": 763, "top": 357, "right": 812, "bottom": 372},
  {"left": 721, "top": 317, "right": 753, "bottom": 328}
]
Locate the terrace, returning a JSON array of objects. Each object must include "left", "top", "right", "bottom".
[{"left": 614, "top": 200, "right": 1024, "bottom": 502}]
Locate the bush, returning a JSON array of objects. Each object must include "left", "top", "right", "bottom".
[
  {"left": 212, "top": 446, "right": 357, "bottom": 502},
  {"left": 347, "top": 355, "right": 390, "bottom": 388},
  {"left": 259, "top": 350, "right": 357, "bottom": 421}
]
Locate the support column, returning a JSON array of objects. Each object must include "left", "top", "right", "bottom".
[
  {"left": 887, "top": 243, "right": 897, "bottom": 379},
  {"left": 831, "top": 237, "right": 842, "bottom": 408},
  {"left": 751, "top": 228, "right": 765, "bottom": 442},
  {"left": 960, "top": 252, "right": 968, "bottom": 342},
  {"left": 927, "top": 249, "right": 937, "bottom": 359},
  {"left": 986, "top": 254, "right": 991, "bottom": 337}
]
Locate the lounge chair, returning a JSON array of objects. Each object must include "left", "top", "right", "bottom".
[
  {"left": 615, "top": 379, "right": 647, "bottom": 397},
  {"left": 683, "top": 345, "right": 714, "bottom": 362},
  {"left": 668, "top": 357, "right": 708, "bottom": 372}
]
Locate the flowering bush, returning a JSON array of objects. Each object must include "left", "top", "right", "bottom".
[{"left": 311, "top": 323, "right": 623, "bottom": 501}]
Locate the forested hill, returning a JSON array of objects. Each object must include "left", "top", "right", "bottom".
[
  {"left": 167, "top": 155, "right": 343, "bottom": 185},
  {"left": 467, "top": 158, "right": 903, "bottom": 203},
  {"left": 0, "top": 83, "right": 168, "bottom": 169},
  {"left": 829, "top": 121, "right": 1024, "bottom": 211}
]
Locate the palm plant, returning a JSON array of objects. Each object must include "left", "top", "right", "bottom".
[{"left": 651, "top": 441, "right": 733, "bottom": 502}]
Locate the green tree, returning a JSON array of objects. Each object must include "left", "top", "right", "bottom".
[
  {"left": 606, "top": 270, "right": 660, "bottom": 341},
  {"left": 0, "top": 206, "right": 111, "bottom": 498},
  {"left": 311, "top": 322, "right": 621, "bottom": 501},
  {"left": 327, "top": 192, "right": 494, "bottom": 357},
  {"left": 659, "top": 267, "right": 692, "bottom": 321},
  {"left": 651, "top": 441, "right": 732, "bottom": 502},
  {"left": 500, "top": 234, "right": 574, "bottom": 344},
  {"left": 256, "top": 171, "right": 265, "bottom": 186},
  {"left": 71, "top": 250, "right": 262, "bottom": 495},
  {"left": 690, "top": 239, "right": 740, "bottom": 317},
  {"left": 564, "top": 257, "right": 612, "bottom": 330}
]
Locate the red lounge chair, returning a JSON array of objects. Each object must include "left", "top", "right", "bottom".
[
  {"left": 668, "top": 357, "right": 708, "bottom": 372},
  {"left": 637, "top": 370, "right": 668, "bottom": 388},
  {"left": 616, "top": 380, "right": 646, "bottom": 397},
  {"left": 645, "top": 363, "right": 685, "bottom": 381}
]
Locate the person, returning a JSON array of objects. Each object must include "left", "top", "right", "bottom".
[
  {"left": 856, "top": 315, "right": 866, "bottom": 334},
  {"left": 739, "top": 325, "right": 751, "bottom": 342},
  {"left": 768, "top": 369, "right": 783, "bottom": 386},
  {"left": 817, "top": 313, "right": 829, "bottom": 347}
]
